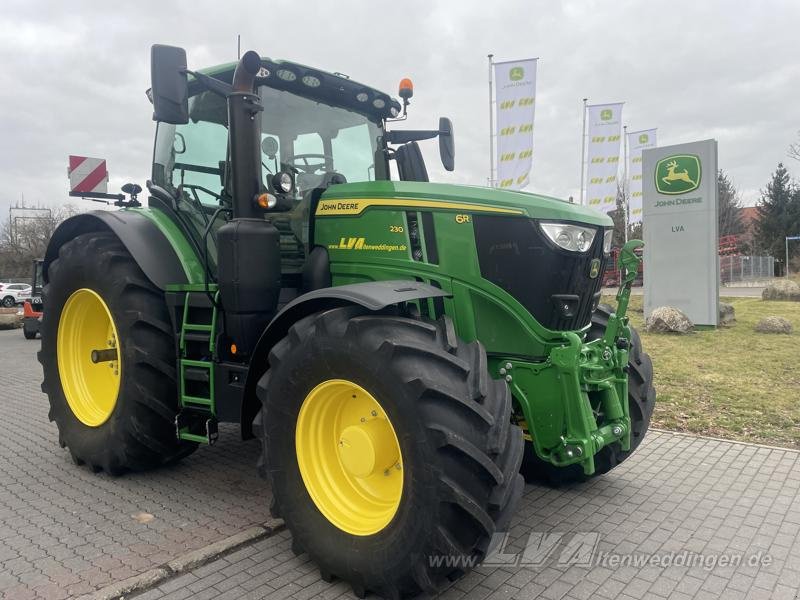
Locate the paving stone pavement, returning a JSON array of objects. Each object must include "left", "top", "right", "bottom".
[
  {"left": 0, "top": 329, "right": 271, "bottom": 600},
  {"left": 2, "top": 328, "right": 799, "bottom": 600},
  {"left": 134, "top": 431, "right": 800, "bottom": 600}
]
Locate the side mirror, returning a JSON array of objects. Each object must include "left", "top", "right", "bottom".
[
  {"left": 261, "top": 136, "right": 279, "bottom": 159},
  {"left": 151, "top": 44, "right": 189, "bottom": 125},
  {"left": 438, "top": 117, "right": 455, "bottom": 172}
]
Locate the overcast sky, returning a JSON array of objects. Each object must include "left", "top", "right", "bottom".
[{"left": 2, "top": 0, "right": 799, "bottom": 222}]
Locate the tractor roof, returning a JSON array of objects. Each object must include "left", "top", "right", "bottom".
[{"left": 193, "top": 58, "right": 401, "bottom": 123}]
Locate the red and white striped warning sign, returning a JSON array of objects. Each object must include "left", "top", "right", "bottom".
[{"left": 68, "top": 155, "right": 108, "bottom": 194}]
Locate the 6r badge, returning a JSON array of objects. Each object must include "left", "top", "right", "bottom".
[{"left": 589, "top": 259, "right": 601, "bottom": 279}]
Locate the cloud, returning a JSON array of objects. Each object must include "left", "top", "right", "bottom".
[{"left": 1, "top": 0, "right": 797, "bottom": 224}]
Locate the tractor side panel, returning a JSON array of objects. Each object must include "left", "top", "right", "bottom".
[{"left": 313, "top": 205, "right": 560, "bottom": 358}]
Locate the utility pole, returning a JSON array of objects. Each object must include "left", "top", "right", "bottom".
[
  {"left": 488, "top": 54, "right": 494, "bottom": 187},
  {"left": 579, "top": 98, "right": 588, "bottom": 205},
  {"left": 623, "top": 125, "right": 629, "bottom": 243}
]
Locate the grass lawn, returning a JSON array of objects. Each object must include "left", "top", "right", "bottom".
[{"left": 602, "top": 294, "right": 800, "bottom": 449}]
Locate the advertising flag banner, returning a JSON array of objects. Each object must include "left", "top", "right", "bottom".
[
  {"left": 585, "top": 103, "right": 623, "bottom": 213},
  {"left": 627, "top": 129, "right": 657, "bottom": 224},
  {"left": 494, "top": 58, "right": 537, "bottom": 190}
]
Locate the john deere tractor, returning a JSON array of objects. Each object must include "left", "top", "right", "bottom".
[{"left": 39, "top": 45, "right": 654, "bottom": 598}]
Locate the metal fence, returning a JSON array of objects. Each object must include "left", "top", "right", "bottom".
[{"left": 719, "top": 255, "right": 774, "bottom": 283}]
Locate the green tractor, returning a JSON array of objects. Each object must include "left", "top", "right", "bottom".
[{"left": 40, "top": 45, "right": 654, "bottom": 598}]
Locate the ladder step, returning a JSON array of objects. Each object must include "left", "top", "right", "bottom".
[
  {"left": 184, "top": 324, "right": 213, "bottom": 331},
  {"left": 184, "top": 366, "right": 210, "bottom": 383},
  {"left": 175, "top": 409, "right": 218, "bottom": 445},
  {"left": 182, "top": 395, "right": 213, "bottom": 406},
  {"left": 184, "top": 331, "right": 211, "bottom": 343}
]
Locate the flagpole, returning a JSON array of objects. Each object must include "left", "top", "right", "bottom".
[
  {"left": 579, "top": 98, "right": 587, "bottom": 205},
  {"left": 623, "top": 124, "right": 629, "bottom": 243},
  {"left": 488, "top": 54, "right": 495, "bottom": 187}
]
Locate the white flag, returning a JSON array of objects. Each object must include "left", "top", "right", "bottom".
[
  {"left": 626, "top": 129, "right": 657, "bottom": 224},
  {"left": 585, "top": 103, "right": 623, "bottom": 213},
  {"left": 494, "top": 58, "right": 537, "bottom": 190}
]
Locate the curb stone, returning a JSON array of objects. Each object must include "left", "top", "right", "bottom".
[
  {"left": 650, "top": 428, "right": 800, "bottom": 453},
  {"left": 83, "top": 518, "right": 284, "bottom": 600}
]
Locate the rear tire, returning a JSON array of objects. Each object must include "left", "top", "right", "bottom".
[
  {"left": 2, "top": 296, "right": 14, "bottom": 307},
  {"left": 258, "top": 306, "right": 524, "bottom": 599},
  {"left": 39, "top": 231, "right": 196, "bottom": 474},
  {"left": 521, "top": 304, "right": 655, "bottom": 485}
]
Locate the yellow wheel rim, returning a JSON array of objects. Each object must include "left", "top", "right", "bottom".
[
  {"left": 296, "top": 379, "right": 403, "bottom": 536},
  {"left": 57, "top": 288, "right": 121, "bottom": 427}
]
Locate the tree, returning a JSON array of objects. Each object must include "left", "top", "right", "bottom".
[
  {"left": 754, "top": 163, "right": 800, "bottom": 263},
  {"left": 607, "top": 184, "right": 644, "bottom": 248},
  {"left": 0, "top": 204, "right": 78, "bottom": 279},
  {"left": 629, "top": 221, "right": 643, "bottom": 241},
  {"left": 608, "top": 183, "right": 626, "bottom": 248},
  {"left": 717, "top": 170, "right": 744, "bottom": 237},
  {"left": 789, "top": 131, "right": 800, "bottom": 163}
]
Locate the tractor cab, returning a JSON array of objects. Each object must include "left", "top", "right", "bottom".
[{"left": 150, "top": 58, "right": 453, "bottom": 275}]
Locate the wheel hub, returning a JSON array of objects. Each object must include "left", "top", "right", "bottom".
[{"left": 338, "top": 419, "right": 399, "bottom": 478}]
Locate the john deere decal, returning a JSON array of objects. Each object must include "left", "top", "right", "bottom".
[{"left": 655, "top": 154, "right": 701, "bottom": 195}]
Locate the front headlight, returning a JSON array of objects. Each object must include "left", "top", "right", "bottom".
[
  {"left": 603, "top": 229, "right": 613, "bottom": 254},
  {"left": 540, "top": 222, "right": 597, "bottom": 252},
  {"left": 272, "top": 171, "right": 294, "bottom": 194}
]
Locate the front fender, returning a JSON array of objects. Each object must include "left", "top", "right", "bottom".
[{"left": 240, "top": 280, "right": 450, "bottom": 438}]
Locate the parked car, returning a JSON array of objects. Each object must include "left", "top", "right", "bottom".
[
  {"left": 0, "top": 283, "right": 32, "bottom": 307},
  {"left": 20, "top": 260, "right": 44, "bottom": 340}
]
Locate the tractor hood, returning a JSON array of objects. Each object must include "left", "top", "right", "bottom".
[{"left": 319, "top": 181, "right": 613, "bottom": 227}]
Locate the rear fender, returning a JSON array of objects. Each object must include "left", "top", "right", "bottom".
[
  {"left": 240, "top": 280, "right": 450, "bottom": 438},
  {"left": 43, "top": 211, "right": 191, "bottom": 290}
]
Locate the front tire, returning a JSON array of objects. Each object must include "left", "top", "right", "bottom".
[
  {"left": 258, "top": 307, "right": 524, "bottom": 599},
  {"left": 39, "top": 231, "right": 195, "bottom": 474},
  {"left": 521, "top": 304, "right": 655, "bottom": 485}
]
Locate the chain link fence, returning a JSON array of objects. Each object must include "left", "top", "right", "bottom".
[{"left": 719, "top": 255, "right": 774, "bottom": 284}]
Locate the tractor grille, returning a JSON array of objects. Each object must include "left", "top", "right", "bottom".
[{"left": 473, "top": 215, "right": 608, "bottom": 331}]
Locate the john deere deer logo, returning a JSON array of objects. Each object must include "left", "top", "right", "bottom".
[
  {"left": 600, "top": 109, "right": 613, "bottom": 121},
  {"left": 655, "top": 154, "right": 701, "bottom": 195},
  {"left": 509, "top": 66, "right": 524, "bottom": 81},
  {"left": 638, "top": 133, "right": 649, "bottom": 144}
]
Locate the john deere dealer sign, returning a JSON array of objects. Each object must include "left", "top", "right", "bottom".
[{"left": 643, "top": 140, "right": 719, "bottom": 326}]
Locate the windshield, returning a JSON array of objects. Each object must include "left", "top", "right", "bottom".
[
  {"left": 153, "top": 86, "right": 387, "bottom": 205},
  {"left": 151, "top": 85, "right": 389, "bottom": 275}
]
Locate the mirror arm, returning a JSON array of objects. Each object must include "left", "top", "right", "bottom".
[
  {"left": 185, "top": 70, "right": 233, "bottom": 97},
  {"left": 385, "top": 130, "right": 439, "bottom": 144}
]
